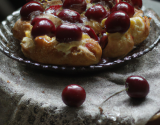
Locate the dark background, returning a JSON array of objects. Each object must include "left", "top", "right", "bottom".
[{"left": 0, "top": 0, "right": 26, "bottom": 22}]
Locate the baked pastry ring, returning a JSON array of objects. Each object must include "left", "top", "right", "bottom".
[{"left": 12, "top": 0, "right": 150, "bottom": 66}]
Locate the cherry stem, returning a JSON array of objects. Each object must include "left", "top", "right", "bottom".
[{"left": 100, "top": 88, "right": 127, "bottom": 107}]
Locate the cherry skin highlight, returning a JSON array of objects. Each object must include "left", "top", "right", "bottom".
[
  {"left": 31, "top": 18, "right": 55, "bottom": 38},
  {"left": 85, "top": 4, "right": 109, "bottom": 22},
  {"left": 125, "top": 75, "right": 149, "bottom": 98},
  {"left": 45, "top": 5, "right": 62, "bottom": 15},
  {"left": 62, "top": 84, "right": 86, "bottom": 107},
  {"left": 63, "top": 0, "right": 87, "bottom": 13},
  {"left": 57, "top": 9, "right": 82, "bottom": 23},
  {"left": 56, "top": 23, "right": 82, "bottom": 43},
  {"left": 105, "top": 10, "right": 130, "bottom": 33},
  {"left": 111, "top": 2, "right": 134, "bottom": 18},
  {"left": 20, "top": 1, "right": 44, "bottom": 20}
]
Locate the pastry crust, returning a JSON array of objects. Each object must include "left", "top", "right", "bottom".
[
  {"left": 103, "top": 31, "right": 134, "bottom": 58},
  {"left": 21, "top": 34, "right": 102, "bottom": 66},
  {"left": 12, "top": 19, "right": 31, "bottom": 41}
]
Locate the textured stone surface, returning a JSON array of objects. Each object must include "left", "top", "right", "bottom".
[{"left": 1, "top": 0, "right": 160, "bottom": 125}]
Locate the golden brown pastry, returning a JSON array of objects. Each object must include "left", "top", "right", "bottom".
[{"left": 12, "top": 0, "right": 150, "bottom": 66}]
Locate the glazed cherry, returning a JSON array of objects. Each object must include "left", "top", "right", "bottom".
[
  {"left": 111, "top": 2, "right": 134, "bottom": 18},
  {"left": 57, "top": 9, "right": 82, "bottom": 23},
  {"left": 85, "top": 4, "right": 109, "bottom": 22},
  {"left": 62, "top": 84, "right": 86, "bottom": 107},
  {"left": 31, "top": 18, "right": 55, "bottom": 38},
  {"left": 63, "top": 0, "right": 87, "bottom": 13},
  {"left": 56, "top": 23, "right": 82, "bottom": 43},
  {"left": 105, "top": 10, "right": 130, "bottom": 33},
  {"left": 125, "top": 76, "right": 149, "bottom": 98},
  {"left": 45, "top": 5, "right": 62, "bottom": 15},
  {"left": 20, "top": 1, "right": 44, "bottom": 20},
  {"left": 82, "top": 25, "right": 98, "bottom": 41},
  {"left": 99, "top": 34, "right": 108, "bottom": 49}
]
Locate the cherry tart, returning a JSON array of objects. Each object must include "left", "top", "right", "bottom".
[{"left": 12, "top": 0, "right": 150, "bottom": 66}]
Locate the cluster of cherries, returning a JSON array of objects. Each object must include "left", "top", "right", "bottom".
[
  {"left": 62, "top": 75, "right": 149, "bottom": 107},
  {"left": 21, "top": 0, "right": 142, "bottom": 44}
]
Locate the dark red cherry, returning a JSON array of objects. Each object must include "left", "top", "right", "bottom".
[
  {"left": 131, "top": 0, "right": 142, "bottom": 9},
  {"left": 20, "top": 1, "right": 44, "bottom": 20},
  {"left": 105, "top": 10, "right": 130, "bottom": 33},
  {"left": 57, "top": 9, "right": 82, "bottom": 23},
  {"left": 119, "top": 0, "right": 142, "bottom": 9},
  {"left": 125, "top": 76, "right": 149, "bottom": 98},
  {"left": 56, "top": 23, "right": 82, "bottom": 43},
  {"left": 62, "top": 84, "right": 86, "bottom": 107},
  {"left": 111, "top": 2, "right": 134, "bottom": 17},
  {"left": 85, "top": 4, "right": 109, "bottom": 22},
  {"left": 45, "top": 5, "right": 62, "bottom": 15},
  {"left": 31, "top": 18, "right": 55, "bottom": 38},
  {"left": 99, "top": 34, "right": 108, "bottom": 49},
  {"left": 82, "top": 25, "right": 98, "bottom": 41},
  {"left": 63, "top": 0, "right": 87, "bottom": 13}
]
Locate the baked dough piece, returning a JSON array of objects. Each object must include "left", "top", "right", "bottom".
[
  {"left": 21, "top": 34, "right": 102, "bottom": 66},
  {"left": 12, "top": 19, "right": 31, "bottom": 41},
  {"left": 102, "top": 13, "right": 150, "bottom": 58},
  {"left": 103, "top": 30, "right": 134, "bottom": 58}
]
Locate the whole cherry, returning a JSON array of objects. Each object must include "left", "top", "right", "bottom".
[
  {"left": 85, "top": 4, "right": 109, "bottom": 22},
  {"left": 20, "top": 1, "right": 44, "bottom": 20},
  {"left": 62, "top": 84, "right": 86, "bottom": 107},
  {"left": 57, "top": 9, "right": 83, "bottom": 23},
  {"left": 105, "top": 10, "right": 130, "bottom": 33},
  {"left": 111, "top": 2, "right": 134, "bottom": 18},
  {"left": 82, "top": 25, "right": 98, "bottom": 41},
  {"left": 31, "top": 18, "right": 56, "bottom": 38},
  {"left": 125, "top": 75, "right": 149, "bottom": 98},
  {"left": 63, "top": 0, "right": 87, "bottom": 13},
  {"left": 56, "top": 23, "right": 82, "bottom": 43}
]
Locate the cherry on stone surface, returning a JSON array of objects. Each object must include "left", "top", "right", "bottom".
[
  {"left": 31, "top": 18, "right": 56, "bottom": 38},
  {"left": 125, "top": 76, "right": 149, "bottom": 98},
  {"left": 20, "top": 1, "right": 44, "bottom": 20},
  {"left": 82, "top": 25, "right": 98, "bottom": 41},
  {"left": 56, "top": 23, "right": 82, "bottom": 43},
  {"left": 63, "top": 0, "right": 87, "bottom": 13},
  {"left": 57, "top": 9, "right": 83, "bottom": 23},
  {"left": 62, "top": 84, "right": 86, "bottom": 107},
  {"left": 111, "top": 2, "right": 134, "bottom": 18},
  {"left": 105, "top": 10, "right": 130, "bottom": 33},
  {"left": 85, "top": 4, "right": 109, "bottom": 22}
]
